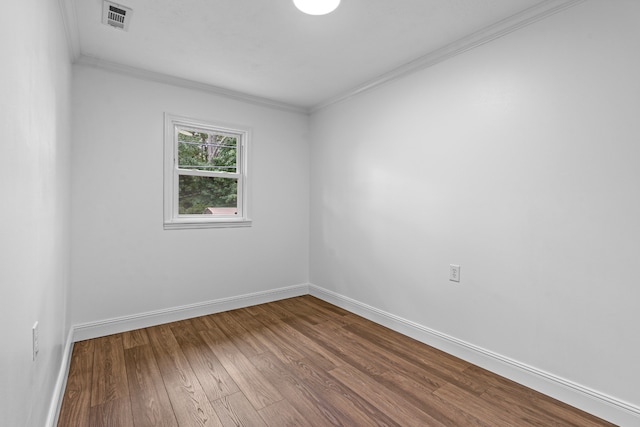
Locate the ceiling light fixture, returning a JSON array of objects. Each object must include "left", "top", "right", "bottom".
[{"left": 293, "top": 0, "right": 341, "bottom": 15}]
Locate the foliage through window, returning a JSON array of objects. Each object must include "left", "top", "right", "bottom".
[{"left": 164, "top": 114, "right": 250, "bottom": 229}]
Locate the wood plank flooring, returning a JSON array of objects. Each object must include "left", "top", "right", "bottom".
[{"left": 57, "top": 296, "right": 614, "bottom": 426}]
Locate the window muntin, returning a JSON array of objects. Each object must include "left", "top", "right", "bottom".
[{"left": 164, "top": 114, "right": 250, "bottom": 229}]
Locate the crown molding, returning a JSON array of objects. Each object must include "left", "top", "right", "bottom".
[
  {"left": 55, "top": 0, "right": 303, "bottom": 113},
  {"left": 58, "top": 0, "right": 81, "bottom": 61},
  {"left": 60, "top": 0, "right": 584, "bottom": 115},
  {"left": 311, "top": 0, "right": 585, "bottom": 113},
  {"left": 75, "top": 55, "right": 309, "bottom": 114}
]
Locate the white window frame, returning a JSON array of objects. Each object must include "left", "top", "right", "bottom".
[{"left": 163, "top": 113, "right": 251, "bottom": 229}]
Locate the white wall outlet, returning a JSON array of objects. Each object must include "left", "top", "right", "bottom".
[
  {"left": 32, "top": 321, "right": 39, "bottom": 361},
  {"left": 449, "top": 264, "right": 460, "bottom": 282}
]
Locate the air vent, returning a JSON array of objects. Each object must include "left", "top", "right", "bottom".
[{"left": 102, "top": 1, "right": 132, "bottom": 31}]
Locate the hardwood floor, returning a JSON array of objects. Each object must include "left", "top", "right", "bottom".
[{"left": 57, "top": 296, "right": 614, "bottom": 426}]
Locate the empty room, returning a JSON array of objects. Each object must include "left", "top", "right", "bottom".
[{"left": 1, "top": 0, "right": 639, "bottom": 425}]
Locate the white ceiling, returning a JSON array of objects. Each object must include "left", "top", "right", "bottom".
[{"left": 66, "top": 0, "right": 576, "bottom": 111}]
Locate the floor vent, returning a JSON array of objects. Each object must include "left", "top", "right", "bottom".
[{"left": 102, "top": 1, "right": 132, "bottom": 31}]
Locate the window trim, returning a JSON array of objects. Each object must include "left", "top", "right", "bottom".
[{"left": 163, "top": 113, "right": 252, "bottom": 230}]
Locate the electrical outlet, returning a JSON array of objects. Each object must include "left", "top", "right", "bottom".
[
  {"left": 32, "top": 321, "right": 39, "bottom": 361},
  {"left": 449, "top": 264, "right": 460, "bottom": 282}
]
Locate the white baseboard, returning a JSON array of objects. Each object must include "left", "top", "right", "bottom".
[
  {"left": 72, "top": 283, "right": 309, "bottom": 342},
  {"left": 308, "top": 284, "right": 640, "bottom": 427},
  {"left": 50, "top": 283, "right": 638, "bottom": 426},
  {"left": 47, "top": 284, "right": 309, "bottom": 426},
  {"left": 46, "top": 328, "right": 74, "bottom": 427}
]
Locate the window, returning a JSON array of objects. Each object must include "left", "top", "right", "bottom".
[{"left": 164, "top": 113, "right": 251, "bottom": 229}]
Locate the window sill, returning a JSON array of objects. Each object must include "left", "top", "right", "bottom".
[{"left": 163, "top": 219, "right": 252, "bottom": 230}]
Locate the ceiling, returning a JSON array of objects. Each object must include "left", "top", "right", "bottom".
[{"left": 65, "top": 0, "right": 578, "bottom": 111}]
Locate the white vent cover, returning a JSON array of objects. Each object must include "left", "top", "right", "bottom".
[{"left": 102, "top": 1, "right": 132, "bottom": 31}]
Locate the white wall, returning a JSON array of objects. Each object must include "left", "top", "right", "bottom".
[
  {"left": 70, "top": 66, "right": 309, "bottom": 326},
  {"left": 310, "top": 0, "right": 639, "bottom": 416},
  {"left": 0, "top": 0, "right": 72, "bottom": 425},
  {"left": 5, "top": 0, "right": 636, "bottom": 424}
]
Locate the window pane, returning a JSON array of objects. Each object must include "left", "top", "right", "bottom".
[
  {"left": 178, "top": 175, "right": 238, "bottom": 215},
  {"left": 177, "top": 127, "right": 237, "bottom": 173}
]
